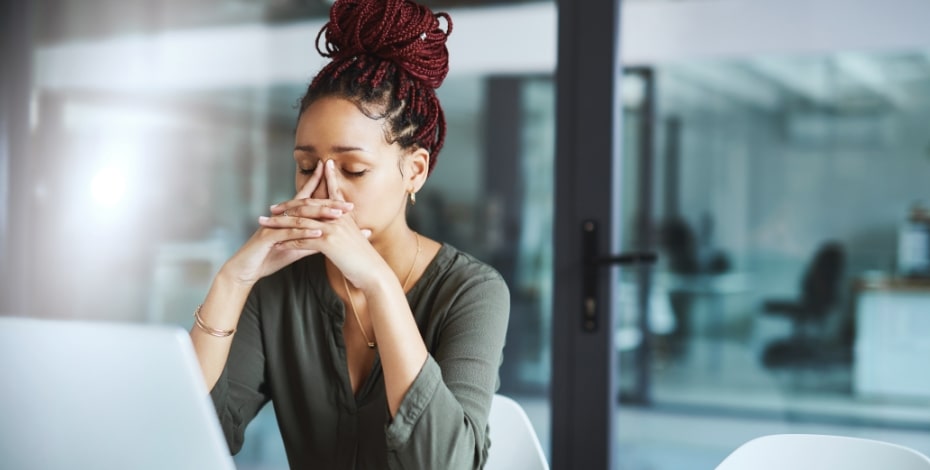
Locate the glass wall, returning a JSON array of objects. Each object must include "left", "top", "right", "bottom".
[{"left": 617, "top": 51, "right": 930, "bottom": 468}]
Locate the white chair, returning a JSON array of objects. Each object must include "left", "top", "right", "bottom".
[
  {"left": 715, "top": 434, "right": 930, "bottom": 470},
  {"left": 485, "top": 394, "right": 549, "bottom": 470}
]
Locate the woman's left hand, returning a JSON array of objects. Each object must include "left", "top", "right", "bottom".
[{"left": 259, "top": 159, "right": 388, "bottom": 290}]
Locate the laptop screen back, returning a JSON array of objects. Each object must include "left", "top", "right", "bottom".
[{"left": 0, "top": 316, "right": 236, "bottom": 470}]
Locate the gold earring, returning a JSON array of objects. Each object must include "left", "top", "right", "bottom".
[{"left": 409, "top": 191, "right": 417, "bottom": 205}]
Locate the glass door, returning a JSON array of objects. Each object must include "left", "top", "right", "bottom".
[
  {"left": 615, "top": 52, "right": 930, "bottom": 469},
  {"left": 550, "top": 0, "right": 632, "bottom": 468},
  {"left": 612, "top": 2, "right": 930, "bottom": 467}
]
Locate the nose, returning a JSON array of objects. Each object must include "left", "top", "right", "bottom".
[{"left": 311, "top": 176, "right": 328, "bottom": 200}]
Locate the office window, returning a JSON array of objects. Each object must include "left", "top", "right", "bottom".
[{"left": 617, "top": 50, "right": 930, "bottom": 468}]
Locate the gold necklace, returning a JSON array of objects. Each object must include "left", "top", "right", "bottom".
[{"left": 342, "top": 233, "right": 421, "bottom": 349}]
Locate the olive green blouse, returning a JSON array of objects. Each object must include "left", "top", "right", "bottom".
[{"left": 210, "top": 243, "right": 510, "bottom": 469}]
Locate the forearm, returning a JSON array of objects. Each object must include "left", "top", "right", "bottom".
[
  {"left": 190, "top": 268, "right": 255, "bottom": 391},
  {"left": 385, "top": 363, "right": 487, "bottom": 470},
  {"left": 364, "top": 270, "right": 429, "bottom": 417},
  {"left": 383, "top": 274, "right": 510, "bottom": 469}
]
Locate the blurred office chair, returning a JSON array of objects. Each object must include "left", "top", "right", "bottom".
[
  {"left": 485, "top": 394, "right": 549, "bottom": 470},
  {"left": 715, "top": 434, "right": 930, "bottom": 470},
  {"left": 761, "top": 241, "right": 845, "bottom": 367}
]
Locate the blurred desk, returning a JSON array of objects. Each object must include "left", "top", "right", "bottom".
[
  {"left": 854, "top": 276, "right": 930, "bottom": 400},
  {"left": 657, "top": 272, "right": 751, "bottom": 371},
  {"left": 658, "top": 272, "right": 751, "bottom": 335},
  {"left": 660, "top": 272, "right": 751, "bottom": 295}
]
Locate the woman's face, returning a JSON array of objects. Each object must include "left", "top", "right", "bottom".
[{"left": 293, "top": 96, "right": 425, "bottom": 238}]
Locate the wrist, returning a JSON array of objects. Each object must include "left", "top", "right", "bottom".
[
  {"left": 217, "top": 263, "right": 258, "bottom": 290},
  {"left": 355, "top": 264, "right": 397, "bottom": 297},
  {"left": 193, "top": 304, "right": 236, "bottom": 337},
  {"left": 196, "top": 269, "right": 254, "bottom": 332}
]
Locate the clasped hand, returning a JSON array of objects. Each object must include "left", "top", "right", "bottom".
[{"left": 221, "top": 159, "right": 379, "bottom": 289}]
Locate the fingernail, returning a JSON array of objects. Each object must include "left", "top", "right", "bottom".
[
  {"left": 258, "top": 216, "right": 269, "bottom": 223},
  {"left": 309, "top": 229, "right": 322, "bottom": 237},
  {"left": 326, "top": 159, "right": 334, "bottom": 170},
  {"left": 344, "top": 202, "right": 354, "bottom": 210},
  {"left": 327, "top": 208, "right": 343, "bottom": 216},
  {"left": 269, "top": 204, "right": 278, "bottom": 211},
  {"left": 361, "top": 229, "right": 372, "bottom": 238}
]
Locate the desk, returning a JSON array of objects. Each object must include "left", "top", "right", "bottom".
[
  {"left": 658, "top": 272, "right": 751, "bottom": 336},
  {"left": 854, "top": 276, "right": 930, "bottom": 400},
  {"left": 656, "top": 272, "right": 751, "bottom": 371}
]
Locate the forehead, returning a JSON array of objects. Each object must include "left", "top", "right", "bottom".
[{"left": 295, "top": 97, "right": 390, "bottom": 147}]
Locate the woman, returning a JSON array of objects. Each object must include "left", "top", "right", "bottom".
[{"left": 189, "top": 0, "right": 510, "bottom": 468}]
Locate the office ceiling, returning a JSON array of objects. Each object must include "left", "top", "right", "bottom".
[
  {"left": 661, "top": 52, "right": 930, "bottom": 115},
  {"left": 35, "top": 0, "right": 544, "bottom": 44},
  {"left": 31, "top": 0, "right": 930, "bottom": 126}
]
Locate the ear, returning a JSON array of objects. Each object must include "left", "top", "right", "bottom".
[{"left": 405, "top": 147, "right": 430, "bottom": 193}]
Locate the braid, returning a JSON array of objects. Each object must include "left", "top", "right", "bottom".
[{"left": 301, "top": 0, "right": 451, "bottom": 175}]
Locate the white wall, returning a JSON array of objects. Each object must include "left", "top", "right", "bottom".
[{"left": 34, "top": 0, "right": 930, "bottom": 92}]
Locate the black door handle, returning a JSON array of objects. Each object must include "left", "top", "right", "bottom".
[{"left": 582, "top": 219, "right": 657, "bottom": 332}]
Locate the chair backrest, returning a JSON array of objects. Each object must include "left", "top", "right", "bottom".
[
  {"left": 715, "top": 434, "right": 930, "bottom": 470},
  {"left": 801, "top": 241, "right": 845, "bottom": 313},
  {"left": 485, "top": 394, "right": 549, "bottom": 470}
]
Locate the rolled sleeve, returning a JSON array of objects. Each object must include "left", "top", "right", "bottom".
[
  {"left": 384, "top": 356, "right": 443, "bottom": 449},
  {"left": 385, "top": 274, "right": 510, "bottom": 470},
  {"left": 208, "top": 289, "right": 270, "bottom": 455}
]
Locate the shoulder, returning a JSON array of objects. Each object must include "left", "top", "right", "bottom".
[
  {"left": 418, "top": 245, "right": 510, "bottom": 347},
  {"left": 435, "top": 244, "right": 506, "bottom": 287},
  {"left": 425, "top": 244, "right": 510, "bottom": 308}
]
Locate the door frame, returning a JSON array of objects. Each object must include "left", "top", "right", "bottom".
[{"left": 551, "top": 0, "right": 624, "bottom": 468}]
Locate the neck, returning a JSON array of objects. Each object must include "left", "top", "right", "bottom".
[
  {"left": 337, "top": 221, "right": 420, "bottom": 286},
  {"left": 370, "top": 218, "right": 414, "bottom": 255}
]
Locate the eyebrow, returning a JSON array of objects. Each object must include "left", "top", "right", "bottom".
[{"left": 293, "top": 144, "right": 368, "bottom": 154}]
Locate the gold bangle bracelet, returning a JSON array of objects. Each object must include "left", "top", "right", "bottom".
[{"left": 193, "top": 304, "right": 236, "bottom": 338}]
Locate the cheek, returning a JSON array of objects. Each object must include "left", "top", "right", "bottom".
[
  {"left": 295, "top": 174, "right": 305, "bottom": 190},
  {"left": 343, "top": 178, "right": 403, "bottom": 220}
]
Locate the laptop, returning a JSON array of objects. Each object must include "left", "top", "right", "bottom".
[{"left": 0, "top": 316, "right": 236, "bottom": 470}]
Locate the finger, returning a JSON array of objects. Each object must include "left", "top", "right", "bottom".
[
  {"left": 269, "top": 199, "right": 354, "bottom": 216},
  {"left": 262, "top": 226, "right": 324, "bottom": 243},
  {"left": 270, "top": 244, "right": 317, "bottom": 257},
  {"left": 325, "top": 159, "right": 344, "bottom": 202},
  {"left": 295, "top": 161, "right": 325, "bottom": 200},
  {"left": 274, "top": 226, "right": 367, "bottom": 250},
  {"left": 276, "top": 236, "right": 324, "bottom": 251},
  {"left": 258, "top": 210, "right": 339, "bottom": 228}
]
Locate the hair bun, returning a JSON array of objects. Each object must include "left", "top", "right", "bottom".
[{"left": 316, "top": 0, "right": 452, "bottom": 89}]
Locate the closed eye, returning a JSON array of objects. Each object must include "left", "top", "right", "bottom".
[
  {"left": 298, "top": 165, "right": 318, "bottom": 175},
  {"left": 343, "top": 168, "right": 368, "bottom": 178}
]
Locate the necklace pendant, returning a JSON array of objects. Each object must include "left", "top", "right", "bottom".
[{"left": 367, "top": 342, "right": 376, "bottom": 349}]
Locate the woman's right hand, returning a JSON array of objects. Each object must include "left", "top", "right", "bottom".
[{"left": 219, "top": 163, "right": 355, "bottom": 287}]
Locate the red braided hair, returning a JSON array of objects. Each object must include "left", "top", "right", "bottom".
[{"left": 299, "top": 0, "right": 452, "bottom": 175}]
